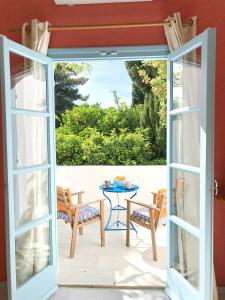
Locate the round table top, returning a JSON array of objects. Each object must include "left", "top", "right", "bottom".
[{"left": 99, "top": 183, "right": 139, "bottom": 193}]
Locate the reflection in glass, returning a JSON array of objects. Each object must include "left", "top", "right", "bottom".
[
  {"left": 172, "top": 169, "right": 200, "bottom": 228},
  {"left": 14, "top": 170, "right": 49, "bottom": 228},
  {"left": 16, "top": 222, "right": 50, "bottom": 287},
  {"left": 173, "top": 48, "right": 201, "bottom": 109},
  {"left": 12, "top": 115, "right": 48, "bottom": 168},
  {"left": 171, "top": 223, "right": 199, "bottom": 290},
  {"left": 172, "top": 112, "right": 200, "bottom": 167},
  {"left": 10, "top": 52, "right": 47, "bottom": 112}
]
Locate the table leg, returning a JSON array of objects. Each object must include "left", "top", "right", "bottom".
[
  {"left": 103, "top": 190, "right": 113, "bottom": 231},
  {"left": 103, "top": 189, "right": 138, "bottom": 232}
]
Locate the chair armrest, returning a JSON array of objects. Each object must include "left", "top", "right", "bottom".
[
  {"left": 125, "top": 199, "right": 160, "bottom": 211},
  {"left": 71, "top": 191, "right": 85, "bottom": 196},
  {"left": 70, "top": 203, "right": 82, "bottom": 208},
  {"left": 71, "top": 199, "right": 105, "bottom": 207},
  {"left": 151, "top": 192, "right": 157, "bottom": 205},
  {"left": 71, "top": 191, "right": 85, "bottom": 204}
]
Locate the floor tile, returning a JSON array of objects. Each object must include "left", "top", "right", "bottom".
[
  {"left": 50, "top": 287, "right": 169, "bottom": 300},
  {"left": 57, "top": 211, "right": 167, "bottom": 287}
]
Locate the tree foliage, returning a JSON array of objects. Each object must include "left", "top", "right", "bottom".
[
  {"left": 125, "top": 60, "right": 167, "bottom": 158},
  {"left": 125, "top": 61, "right": 158, "bottom": 106},
  {"left": 54, "top": 62, "right": 91, "bottom": 127},
  {"left": 56, "top": 104, "right": 164, "bottom": 166},
  {"left": 55, "top": 60, "right": 167, "bottom": 165}
]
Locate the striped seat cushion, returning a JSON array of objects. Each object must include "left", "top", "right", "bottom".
[
  {"left": 132, "top": 207, "right": 150, "bottom": 223},
  {"left": 79, "top": 205, "right": 99, "bottom": 222},
  {"left": 58, "top": 205, "right": 99, "bottom": 223},
  {"left": 58, "top": 211, "right": 70, "bottom": 223},
  {"left": 132, "top": 207, "right": 167, "bottom": 225}
]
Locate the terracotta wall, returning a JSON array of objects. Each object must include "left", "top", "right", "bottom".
[{"left": 0, "top": 0, "right": 224, "bottom": 286}]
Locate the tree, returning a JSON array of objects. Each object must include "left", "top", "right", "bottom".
[
  {"left": 140, "top": 61, "right": 167, "bottom": 158},
  {"left": 55, "top": 104, "right": 162, "bottom": 166},
  {"left": 125, "top": 60, "right": 167, "bottom": 158},
  {"left": 125, "top": 61, "right": 158, "bottom": 106},
  {"left": 111, "top": 89, "right": 121, "bottom": 108},
  {"left": 59, "top": 104, "right": 104, "bottom": 134},
  {"left": 54, "top": 62, "right": 91, "bottom": 127}
]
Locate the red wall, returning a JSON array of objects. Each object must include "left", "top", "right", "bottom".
[{"left": 0, "top": 0, "right": 224, "bottom": 286}]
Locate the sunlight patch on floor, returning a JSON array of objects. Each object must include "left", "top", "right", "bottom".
[{"left": 57, "top": 210, "right": 167, "bottom": 287}]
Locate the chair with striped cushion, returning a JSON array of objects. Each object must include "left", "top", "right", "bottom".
[
  {"left": 57, "top": 186, "right": 105, "bottom": 258},
  {"left": 126, "top": 189, "right": 167, "bottom": 261}
]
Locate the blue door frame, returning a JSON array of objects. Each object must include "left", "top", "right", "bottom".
[
  {"left": 0, "top": 36, "right": 57, "bottom": 300},
  {"left": 166, "top": 28, "right": 216, "bottom": 300},
  {"left": 48, "top": 45, "right": 169, "bottom": 61},
  {"left": 49, "top": 37, "right": 216, "bottom": 300}
]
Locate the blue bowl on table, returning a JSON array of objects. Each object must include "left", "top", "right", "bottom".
[{"left": 113, "top": 180, "right": 125, "bottom": 188}]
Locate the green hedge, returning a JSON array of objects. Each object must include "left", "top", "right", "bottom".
[{"left": 56, "top": 104, "right": 166, "bottom": 165}]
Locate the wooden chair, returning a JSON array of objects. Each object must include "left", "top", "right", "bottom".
[
  {"left": 126, "top": 189, "right": 167, "bottom": 261},
  {"left": 57, "top": 186, "right": 105, "bottom": 258}
]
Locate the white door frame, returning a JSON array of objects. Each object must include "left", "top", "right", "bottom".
[
  {"left": 0, "top": 36, "right": 57, "bottom": 300},
  {"left": 166, "top": 28, "right": 216, "bottom": 300}
]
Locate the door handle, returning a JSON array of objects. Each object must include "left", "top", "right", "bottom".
[{"left": 214, "top": 179, "right": 218, "bottom": 197}]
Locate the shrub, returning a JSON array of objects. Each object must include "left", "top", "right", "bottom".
[
  {"left": 56, "top": 104, "right": 165, "bottom": 165},
  {"left": 56, "top": 132, "right": 83, "bottom": 165},
  {"left": 61, "top": 104, "right": 104, "bottom": 134}
]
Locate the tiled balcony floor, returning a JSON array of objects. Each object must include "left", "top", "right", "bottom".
[
  {"left": 57, "top": 208, "right": 167, "bottom": 287},
  {"left": 50, "top": 287, "right": 169, "bottom": 300}
]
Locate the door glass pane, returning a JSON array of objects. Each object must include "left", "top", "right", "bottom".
[
  {"left": 10, "top": 52, "right": 47, "bottom": 112},
  {"left": 171, "top": 223, "right": 199, "bottom": 290},
  {"left": 16, "top": 222, "right": 50, "bottom": 287},
  {"left": 14, "top": 170, "right": 49, "bottom": 227},
  {"left": 12, "top": 115, "right": 48, "bottom": 168},
  {"left": 172, "top": 112, "right": 200, "bottom": 167},
  {"left": 172, "top": 48, "right": 201, "bottom": 109},
  {"left": 171, "top": 169, "right": 200, "bottom": 228}
]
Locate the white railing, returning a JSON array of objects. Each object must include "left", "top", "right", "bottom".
[{"left": 56, "top": 165, "right": 167, "bottom": 203}]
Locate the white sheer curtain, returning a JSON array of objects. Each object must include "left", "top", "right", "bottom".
[
  {"left": 15, "top": 19, "right": 51, "bottom": 286},
  {"left": 22, "top": 19, "right": 50, "bottom": 55},
  {"left": 164, "top": 12, "right": 218, "bottom": 300}
]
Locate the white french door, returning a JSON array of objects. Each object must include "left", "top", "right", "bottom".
[
  {"left": 0, "top": 28, "right": 216, "bottom": 300},
  {"left": 166, "top": 28, "right": 216, "bottom": 300},
  {"left": 0, "top": 36, "right": 57, "bottom": 300}
]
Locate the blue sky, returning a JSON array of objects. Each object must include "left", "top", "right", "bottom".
[{"left": 78, "top": 60, "right": 132, "bottom": 108}]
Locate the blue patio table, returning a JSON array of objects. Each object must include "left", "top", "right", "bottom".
[{"left": 99, "top": 183, "right": 139, "bottom": 232}]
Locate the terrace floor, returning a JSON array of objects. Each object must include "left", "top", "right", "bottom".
[
  {"left": 50, "top": 287, "right": 169, "bottom": 300},
  {"left": 57, "top": 166, "right": 167, "bottom": 287},
  {"left": 57, "top": 210, "right": 167, "bottom": 287}
]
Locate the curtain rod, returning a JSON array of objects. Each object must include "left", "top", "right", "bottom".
[{"left": 10, "top": 19, "right": 193, "bottom": 32}]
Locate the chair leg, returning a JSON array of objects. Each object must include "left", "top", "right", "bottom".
[
  {"left": 126, "top": 201, "right": 131, "bottom": 247},
  {"left": 78, "top": 193, "right": 83, "bottom": 235},
  {"left": 70, "top": 222, "right": 78, "bottom": 258},
  {"left": 150, "top": 209, "right": 157, "bottom": 261},
  {"left": 100, "top": 200, "right": 105, "bottom": 247},
  {"left": 70, "top": 208, "right": 80, "bottom": 258}
]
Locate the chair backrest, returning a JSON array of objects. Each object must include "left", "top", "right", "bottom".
[
  {"left": 57, "top": 186, "right": 73, "bottom": 219},
  {"left": 153, "top": 188, "right": 167, "bottom": 230}
]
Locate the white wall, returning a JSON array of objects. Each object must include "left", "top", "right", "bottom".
[{"left": 56, "top": 166, "right": 167, "bottom": 204}]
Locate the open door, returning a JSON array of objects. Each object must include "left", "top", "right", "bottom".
[
  {"left": 0, "top": 36, "right": 57, "bottom": 300},
  {"left": 166, "top": 28, "right": 216, "bottom": 300}
]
